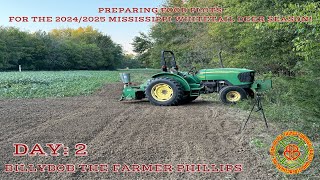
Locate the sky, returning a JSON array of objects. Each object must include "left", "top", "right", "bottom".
[{"left": 0, "top": 0, "right": 164, "bottom": 53}]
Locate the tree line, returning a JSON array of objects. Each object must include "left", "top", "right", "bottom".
[
  {"left": 0, "top": 26, "right": 135, "bottom": 71},
  {"left": 132, "top": 0, "right": 319, "bottom": 78}
]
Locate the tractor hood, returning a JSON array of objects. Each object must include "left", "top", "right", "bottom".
[
  {"left": 198, "top": 68, "right": 254, "bottom": 74},
  {"left": 196, "top": 68, "right": 255, "bottom": 85}
]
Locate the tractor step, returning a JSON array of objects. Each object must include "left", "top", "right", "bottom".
[{"left": 190, "top": 88, "right": 201, "bottom": 96}]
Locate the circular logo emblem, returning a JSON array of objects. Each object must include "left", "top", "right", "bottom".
[{"left": 270, "top": 131, "right": 314, "bottom": 174}]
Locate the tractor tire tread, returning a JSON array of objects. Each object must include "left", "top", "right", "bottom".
[
  {"left": 145, "top": 77, "right": 184, "bottom": 106},
  {"left": 219, "top": 86, "right": 247, "bottom": 104}
]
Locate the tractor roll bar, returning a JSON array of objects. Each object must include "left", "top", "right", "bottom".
[{"left": 161, "top": 50, "right": 178, "bottom": 72}]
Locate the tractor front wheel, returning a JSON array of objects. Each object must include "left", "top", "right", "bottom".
[
  {"left": 219, "top": 86, "right": 247, "bottom": 104},
  {"left": 146, "top": 78, "right": 184, "bottom": 106}
]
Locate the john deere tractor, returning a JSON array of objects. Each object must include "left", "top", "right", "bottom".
[{"left": 120, "top": 51, "right": 271, "bottom": 106}]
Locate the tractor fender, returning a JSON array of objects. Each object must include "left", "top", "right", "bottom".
[{"left": 152, "top": 73, "right": 191, "bottom": 91}]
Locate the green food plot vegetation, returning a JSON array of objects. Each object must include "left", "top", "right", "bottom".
[{"left": 0, "top": 69, "right": 159, "bottom": 99}]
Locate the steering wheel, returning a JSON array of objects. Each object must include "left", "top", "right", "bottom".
[{"left": 188, "top": 67, "right": 197, "bottom": 75}]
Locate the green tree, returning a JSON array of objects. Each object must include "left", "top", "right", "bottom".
[{"left": 132, "top": 32, "right": 153, "bottom": 67}]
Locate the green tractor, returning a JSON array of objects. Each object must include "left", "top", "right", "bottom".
[{"left": 120, "top": 51, "right": 271, "bottom": 106}]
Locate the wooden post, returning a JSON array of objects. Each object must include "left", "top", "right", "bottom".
[{"left": 19, "top": 65, "right": 22, "bottom": 72}]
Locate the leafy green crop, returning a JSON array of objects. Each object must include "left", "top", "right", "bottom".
[{"left": 0, "top": 69, "right": 159, "bottom": 99}]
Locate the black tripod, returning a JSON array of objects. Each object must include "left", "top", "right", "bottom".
[{"left": 241, "top": 93, "right": 268, "bottom": 131}]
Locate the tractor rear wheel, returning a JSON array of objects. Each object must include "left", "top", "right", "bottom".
[
  {"left": 146, "top": 78, "right": 184, "bottom": 106},
  {"left": 219, "top": 86, "right": 247, "bottom": 104}
]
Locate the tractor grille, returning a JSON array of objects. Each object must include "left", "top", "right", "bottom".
[{"left": 238, "top": 72, "right": 255, "bottom": 82}]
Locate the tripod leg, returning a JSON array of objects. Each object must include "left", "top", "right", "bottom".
[
  {"left": 241, "top": 100, "right": 257, "bottom": 131},
  {"left": 258, "top": 101, "right": 268, "bottom": 129}
]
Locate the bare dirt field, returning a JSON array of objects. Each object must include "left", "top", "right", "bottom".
[{"left": 0, "top": 83, "right": 309, "bottom": 179}]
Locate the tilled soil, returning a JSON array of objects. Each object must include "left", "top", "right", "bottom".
[{"left": 0, "top": 83, "right": 283, "bottom": 179}]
